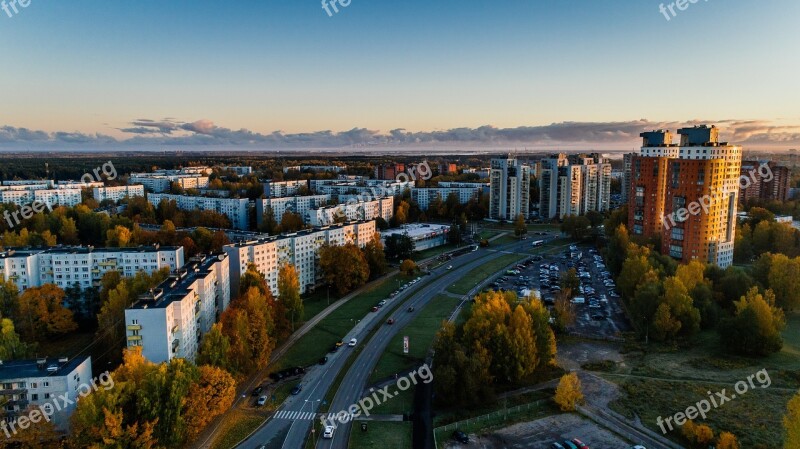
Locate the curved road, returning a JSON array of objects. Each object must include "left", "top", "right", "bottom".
[{"left": 236, "top": 238, "right": 541, "bottom": 449}]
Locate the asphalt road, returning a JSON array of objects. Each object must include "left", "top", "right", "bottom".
[{"left": 236, "top": 239, "right": 535, "bottom": 449}]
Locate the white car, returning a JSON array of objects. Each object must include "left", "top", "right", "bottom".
[
  {"left": 447, "top": 265, "right": 453, "bottom": 270},
  {"left": 571, "top": 296, "right": 586, "bottom": 304},
  {"left": 323, "top": 425, "right": 335, "bottom": 439},
  {"left": 348, "top": 338, "right": 357, "bottom": 347}
]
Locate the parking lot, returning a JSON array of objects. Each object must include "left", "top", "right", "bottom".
[{"left": 486, "top": 242, "right": 630, "bottom": 340}]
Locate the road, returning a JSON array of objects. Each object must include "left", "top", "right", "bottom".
[{"left": 235, "top": 238, "right": 537, "bottom": 449}]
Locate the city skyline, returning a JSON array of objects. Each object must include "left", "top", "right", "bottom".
[{"left": 1, "top": 0, "right": 799, "bottom": 151}]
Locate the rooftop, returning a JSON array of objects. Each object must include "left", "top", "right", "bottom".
[
  {"left": 381, "top": 223, "right": 450, "bottom": 239},
  {"left": 0, "top": 245, "right": 181, "bottom": 259},
  {"left": 0, "top": 355, "right": 89, "bottom": 380},
  {"left": 129, "top": 254, "right": 226, "bottom": 310}
]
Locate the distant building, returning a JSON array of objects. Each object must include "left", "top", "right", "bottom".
[
  {"left": 438, "top": 162, "right": 458, "bottom": 175},
  {"left": 411, "top": 184, "right": 483, "bottom": 210},
  {"left": 739, "top": 160, "right": 791, "bottom": 204},
  {"left": 629, "top": 125, "right": 741, "bottom": 268},
  {"left": 256, "top": 195, "right": 331, "bottom": 227},
  {"left": 0, "top": 356, "right": 92, "bottom": 430},
  {"left": 538, "top": 153, "right": 611, "bottom": 219},
  {"left": 374, "top": 163, "right": 405, "bottom": 180},
  {"left": 125, "top": 254, "right": 230, "bottom": 364},
  {"left": 93, "top": 185, "right": 145, "bottom": 203},
  {"left": 129, "top": 173, "right": 209, "bottom": 193},
  {"left": 283, "top": 165, "right": 347, "bottom": 174},
  {"left": 224, "top": 221, "right": 377, "bottom": 296},
  {"left": 622, "top": 153, "right": 635, "bottom": 204},
  {"left": 381, "top": 223, "right": 450, "bottom": 252},
  {"left": 489, "top": 156, "right": 531, "bottom": 220},
  {"left": 307, "top": 197, "right": 393, "bottom": 227},
  {"left": 263, "top": 180, "right": 308, "bottom": 198},
  {"left": 147, "top": 193, "right": 250, "bottom": 230},
  {"left": 219, "top": 166, "right": 254, "bottom": 176}
]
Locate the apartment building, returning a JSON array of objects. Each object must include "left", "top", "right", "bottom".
[
  {"left": 218, "top": 166, "right": 253, "bottom": 176},
  {"left": 307, "top": 197, "right": 393, "bottom": 227},
  {"left": 739, "top": 160, "right": 791, "bottom": 204},
  {"left": 538, "top": 153, "right": 611, "bottom": 219},
  {"left": 1, "top": 180, "right": 55, "bottom": 187},
  {"left": 621, "top": 153, "right": 635, "bottom": 203},
  {"left": 0, "top": 356, "right": 92, "bottom": 430},
  {"left": 489, "top": 156, "right": 531, "bottom": 220},
  {"left": 125, "top": 254, "right": 230, "bottom": 364},
  {"left": 223, "top": 220, "right": 377, "bottom": 297},
  {"left": 147, "top": 193, "right": 250, "bottom": 230},
  {"left": 93, "top": 185, "right": 145, "bottom": 203},
  {"left": 0, "top": 246, "right": 184, "bottom": 293},
  {"left": 0, "top": 187, "right": 83, "bottom": 208},
  {"left": 313, "top": 180, "right": 414, "bottom": 197},
  {"left": 129, "top": 173, "right": 210, "bottom": 193},
  {"left": 283, "top": 165, "right": 347, "bottom": 174},
  {"left": 256, "top": 195, "right": 331, "bottom": 227},
  {"left": 263, "top": 180, "right": 308, "bottom": 198},
  {"left": 374, "top": 163, "right": 405, "bottom": 180},
  {"left": 628, "top": 125, "right": 742, "bottom": 268},
  {"left": 411, "top": 185, "right": 482, "bottom": 210}
]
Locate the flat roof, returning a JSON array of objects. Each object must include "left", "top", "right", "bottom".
[
  {"left": 129, "top": 254, "right": 226, "bottom": 310},
  {"left": 0, "top": 355, "right": 89, "bottom": 380},
  {"left": 381, "top": 223, "right": 450, "bottom": 239}
]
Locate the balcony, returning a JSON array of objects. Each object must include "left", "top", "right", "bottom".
[
  {"left": 127, "top": 324, "right": 142, "bottom": 331},
  {"left": 126, "top": 335, "right": 142, "bottom": 342}
]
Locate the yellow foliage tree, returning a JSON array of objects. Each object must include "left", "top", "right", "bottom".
[
  {"left": 785, "top": 392, "right": 800, "bottom": 449},
  {"left": 717, "top": 432, "right": 739, "bottom": 449},
  {"left": 554, "top": 372, "right": 584, "bottom": 412}
]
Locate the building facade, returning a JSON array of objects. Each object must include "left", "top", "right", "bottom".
[
  {"left": 538, "top": 153, "right": 611, "bottom": 219},
  {"left": 307, "top": 197, "right": 393, "bottom": 227},
  {"left": 628, "top": 125, "right": 742, "bottom": 268},
  {"left": 125, "top": 254, "right": 230, "bottom": 364},
  {"left": 147, "top": 194, "right": 250, "bottom": 230},
  {"left": 489, "top": 156, "right": 531, "bottom": 220},
  {"left": 93, "top": 185, "right": 145, "bottom": 203},
  {"left": 739, "top": 160, "right": 791, "bottom": 204},
  {"left": 256, "top": 195, "right": 331, "bottom": 227}
]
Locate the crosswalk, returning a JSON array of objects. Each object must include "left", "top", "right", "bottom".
[{"left": 273, "top": 410, "right": 318, "bottom": 421}]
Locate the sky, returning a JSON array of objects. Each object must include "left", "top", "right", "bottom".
[{"left": 1, "top": 0, "right": 799, "bottom": 151}]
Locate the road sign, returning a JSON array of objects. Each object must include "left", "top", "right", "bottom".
[{"left": 403, "top": 336, "right": 409, "bottom": 354}]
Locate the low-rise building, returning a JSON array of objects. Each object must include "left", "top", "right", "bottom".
[{"left": 381, "top": 223, "right": 450, "bottom": 252}]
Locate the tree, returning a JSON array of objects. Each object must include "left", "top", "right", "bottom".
[
  {"left": 554, "top": 372, "right": 584, "bottom": 411},
  {"left": 652, "top": 303, "right": 681, "bottom": 341},
  {"left": 278, "top": 211, "right": 304, "bottom": 233},
  {"left": 513, "top": 214, "right": 527, "bottom": 238},
  {"left": 618, "top": 244, "right": 653, "bottom": 299},
  {"left": 682, "top": 420, "right": 714, "bottom": 448},
  {"left": 661, "top": 277, "right": 701, "bottom": 338},
  {"left": 384, "top": 234, "right": 415, "bottom": 260},
  {"left": 319, "top": 244, "right": 370, "bottom": 296},
  {"left": 197, "top": 323, "right": 231, "bottom": 370},
  {"left": 718, "top": 287, "right": 785, "bottom": 356},
  {"left": 559, "top": 268, "right": 580, "bottom": 297},
  {"left": 260, "top": 206, "right": 279, "bottom": 234},
  {"left": 0, "top": 316, "right": 28, "bottom": 360},
  {"left": 278, "top": 263, "right": 303, "bottom": 331},
  {"left": 552, "top": 290, "right": 576, "bottom": 332},
  {"left": 0, "top": 280, "right": 18, "bottom": 318},
  {"left": 507, "top": 305, "right": 538, "bottom": 382},
  {"left": 362, "top": 232, "right": 388, "bottom": 278},
  {"left": 561, "top": 215, "right": 591, "bottom": 240},
  {"left": 768, "top": 254, "right": 800, "bottom": 310},
  {"left": 784, "top": 391, "right": 800, "bottom": 449},
  {"left": 106, "top": 225, "right": 132, "bottom": 247},
  {"left": 717, "top": 432, "right": 740, "bottom": 449},
  {"left": 394, "top": 200, "right": 411, "bottom": 226},
  {"left": 15, "top": 285, "right": 78, "bottom": 341},
  {"left": 182, "top": 365, "right": 237, "bottom": 442},
  {"left": 400, "top": 259, "right": 418, "bottom": 276}
]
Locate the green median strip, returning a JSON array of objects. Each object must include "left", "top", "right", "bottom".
[{"left": 446, "top": 253, "right": 525, "bottom": 296}]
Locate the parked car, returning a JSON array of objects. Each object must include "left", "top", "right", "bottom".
[
  {"left": 452, "top": 430, "right": 469, "bottom": 443},
  {"left": 251, "top": 386, "right": 264, "bottom": 396},
  {"left": 371, "top": 306, "right": 379, "bottom": 312},
  {"left": 407, "top": 306, "right": 415, "bottom": 312},
  {"left": 571, "top": 438, "right": 589, "bottom": 449},
  {"left": 323, "top": 426, "right": 335, "bottom": 439},
  {"left": 571, "top": 296, "right": 586, "bottom": 304},
  {"left": 550, "top": 443, "right": 566, "bottom": 449},
  {"left": 447, "top": 265, "right": 453, "bottom": 270},
  {"left": 562, "top": 441, "right": 579, "bottom": 449},
  {"left": 377, "top": 300, "right": 387, "bottom": 307},
  {"left": 387, "top": 318, "right": 395, "bottom": 325},
  {"left": 348, "top": 338, "right": 357, "bottom": 347},
  {"left": 319, "top": 356, "right": 328, "bottom": 365},
  {"left": 256, "top": 395, "right": 268, "bottom": 406},
  {"left": 291, "top": 384, "right": 302, "bottom": 395}
]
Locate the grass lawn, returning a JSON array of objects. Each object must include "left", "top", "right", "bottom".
[
  {"left": 493, "top": 235, "right": 522, "bottom": 246},
  {"left": 478, "top": 230, "right": 501, "bottom": 240},
  {"left": 348, "top": 421, "right": 412, "bottom": 449},
  {"left": 369, "top": 388, "right": 415, "bottom": 415},
  {"left": 446, "top": 253, "right": 525, "bottom": 295},
  {"left": 300, "top": 289, "right": 335, "bottom": 325},
  {"left": 413, "top": 243, "right": 456, "bottom": 261},
  {"left": 275, "top": 273, "right": 415, "bottom": 370},
  {"left": 370, "top": 294, "right": 460, "bottom": 383},
  {"left": 210, "top": 409, "right": 270, "bottom": 449}
]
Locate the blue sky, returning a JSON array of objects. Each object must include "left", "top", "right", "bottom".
[{"left": 1, "top": 0, "right": 799, "bottom": 150}]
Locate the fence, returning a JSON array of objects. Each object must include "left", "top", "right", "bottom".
[{"left": 432, "top": 399, "right": 547, "bottom": 449}]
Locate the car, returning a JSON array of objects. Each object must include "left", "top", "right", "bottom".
[
  {"left": 452, "top": 430, "right": 469, "bottom": 443},
  {"left": 562, "top": 441, "right": 579, "bottom": 449},
  {"left": 591, "top": 313, "right": 605, "bottom": 321},
  {"left": 256, "top": 395, "right": 268, "bottom": 406},
  {"left": 571, "top": 438, "right": 589, "bottom": 449},
  {"left": 319, "top": 356, "right": 328, "bottom": 365},
  {"left": 572, "top": 296, "right": 585, "bottom": 304},
  {"left": 631, "top": 446, "right": 647, "bottom": 449},
  {"left": 251, "top": 386, "right": 264, "bottom": 396},
  {"left": 589, "top": 303, "right": 601, "bottom": 309},
  {"left": 447, "top": 265, "right": 453, "bottom": 270},
  {"left": 291, "top": 384, "right": 302, "bottom": 395},
  {"left": 407, "top": 306, "right": 415, "bottom": 312},
  {"left": 323, "top": 425, "right": 335, "bottom": 439},
  {"left": 550, "top": 443, "right": 566, "bottom": 449},
  {"left": 599, "top": 294, "right": 608, "bottom": 303},
  {"left": 335, "top": 340, "right": 344, "bottom": 347},
  {"left": 377, "top": 300, "right": 387, "bottom": 307},
  {"left": 348, "top": 338, "right": 357, "bottom": 347},
  {"left": 387, "top": 318, "right": 395, "bottom": 325},
  {"left": 371, "top": 306, "right": 379, "bottom": 312}
]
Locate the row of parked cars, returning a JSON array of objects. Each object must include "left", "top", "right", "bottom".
[{"left": 551, "top": 438, "right": 589, "bottom": 449}]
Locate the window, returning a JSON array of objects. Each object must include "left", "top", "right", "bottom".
[
  {"left": 671, "top": 228, "right": 685, "bottom": 241},
  {"left": 669, "top": 244, "right": 683, "bottom": 258}
]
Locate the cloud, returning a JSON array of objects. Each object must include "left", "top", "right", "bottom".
[{"left": 1, "top": 118, "right": 799, "bottom": 150}]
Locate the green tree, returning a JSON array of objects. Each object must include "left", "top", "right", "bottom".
[
  {"left": 718, "top": 287, "right": 785, "bottom": 356},
  {"left": 197, "top": 323, "right": 231, "bottom": 370},
  {"left": 784, "top": 391, "right": 800, "bottom": 449},
  {"left": 278, "top": 263, "right": 303, "bottom": 331}
]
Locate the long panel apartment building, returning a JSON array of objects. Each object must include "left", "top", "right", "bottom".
[
  {"left": 411, "top": 183, "right": 484, "bottom": 210},
  {"left": 129, "top": 169, "right": 210, "bottom": 193},
  {"left": 307, "top": 197, "right": 393, "bottom": 227},
  {"left": 224, "top": 220, "right": 377, "bottom": 297},
  {"left": 0, "top": 186, "right": 83, "bottom": 208},
  {"left": 125, "top": 254, "right": 230, "bottom": 364},
  {"left": 147, "top": 193, "right": 250, "bottom": 230},
  {"left": 255, "top": 195, "right": 331, "bottom": 227},
  {"left": 628, "top": 125, "right": 741, "bottom": 268},
  {"left": 93, "top": 185, "right": 145, "bottom": 203},
  {"left": 0, "top": 246, "right": 185, "bottom": 292}
]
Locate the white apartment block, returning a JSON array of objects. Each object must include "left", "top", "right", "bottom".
[
  {"left": 219, "top": 166, "right": 253, "bottom": 176},
  {"left": 264, "top": 180, "right": 309, "bottom": 198},
  {"left": 125, "top": 254, "right": 230, "bottom": 364},
  {"left": 0, "top": 246, "right": 184, "bottom": 292},
  {"left": 283, "top": 165, "right": 347, "bottom": 174},
  {"left": 412, "top": 186, "right": 481, "bottom": 210},
  {"left": 1, "top": 180, "right": 54, "bottom": 187},
  {"left": 307, "top": 197, "right": 393, "bottom": 227},
  {"left": 0, "top": 356, "right": 92, "bottom": 431},
  {"left": 224, "top": 220, "right": 377, "bottom": 297},
  {"left": 93, "top": 185, "right": 145, "bottom": 203},
  {"left": 538, "top": 153, "right": 611, "bottom": 219},
  {"left": 314, "top": 181, "right": 413, "bottom": 197},
  {"left": 256, "top": 195, "right": 331, "bottom": 227},
  {"left": 129, "top": 174, "right": 210, "bottom": 193},
  {"left": 56, "top": 180, "right": 105, "bottom": 189},
  {"left": 0, "top": 187, "right": 82, "bottom": 208},
  {"left": 489, "top": 156, "right": 531, "bottom": 220},
  {"left": 148, "top": 193, "right": 250, "bottom": 230}
]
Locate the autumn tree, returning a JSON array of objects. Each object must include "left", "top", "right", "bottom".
[
  {"left": 106, "top": 224, "right": 133, "bottom": 247},
  {"left": 0, "top": 316, "right": 28, "bottom": 360},
  {"left": 552, "top": 290, "right": 576, "bottom": 332},
  {"left": 278, "top": 263, "right": 303, "bottom": 331},
  {"left": 717, "top": 432, "right": 740, "bottom": 449},
  {"left": 0, "top": 280, "right": 18, "bottom": 318},
  {"left": 559, "top": 268, "right": 580, "bottom": 297},
  {"left": 719, "top": 287, "right": 785, "bottom": 356},
  {"left": 554, "top": 372, "right": 584, "bottom": 411},
  {"left": 682, "top": 420, "right": 715, "bottom": 448},
  {"left": 197, "top": 323, "right": 231, "bottom": 370},
  {"left": 400, "top": 259, "right": 418, "bottom": 276},
  {"left": 319, "top": 243, "right": 370, "bottom": 296},
  {"left": 279, "top": 211, "right": 304, "bottom": 233},
  {"left": 784, "top": 391, "right": 800, "bottom": 449},
  {"left": 767, "top": 254, "right": 800, "bottom": 310},
  {"left": 514, "top": 214, "right": 527, "bottom": 237},
  {"left": 15, "top": 284, "right": 77, "bottom": 341},
  {"left": 182, "top": 365, "right": 236, "bottom": 441},
  {"left": 362, "top": 232, "right": 388, "bottom": 278}
]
